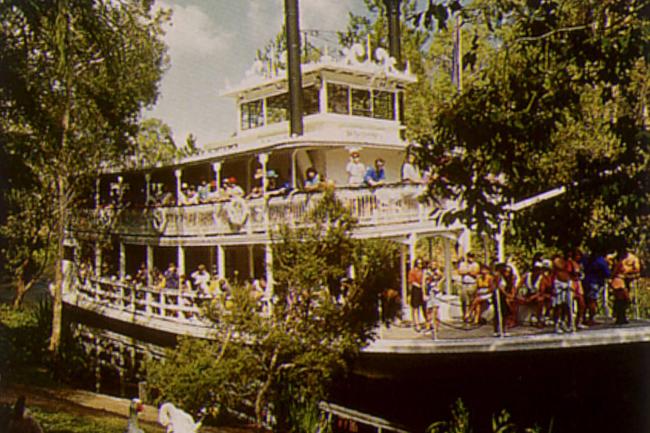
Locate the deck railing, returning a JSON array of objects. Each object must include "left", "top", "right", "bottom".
[
  {"left": 75, "top": 277, "right": 215, "bottom": 326},
  {"left": 74, "top": 184, "right": 447, "bottom": 237}
]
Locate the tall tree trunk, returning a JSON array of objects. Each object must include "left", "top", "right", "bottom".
[
  {"left": 49, "top": 68, "right": 71, "bottom": 353},
  {"left": 48, "top": 178, "right": 66, "bottom": 354},
  {"left": 12, "top": 276, "right": 27, "bottom": 308},
  {"left": 255, "top": 347, "right": 279, "bottom": 427}
]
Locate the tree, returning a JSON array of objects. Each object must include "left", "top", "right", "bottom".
[
  {"left": 0, "top": 0, "right": 169, "bottom": 353},
  {"left": 408, "top": 0, "right": 649, "bottom": 252},
  {"left": 147, "top": 190, "right": 400, "bottom": 430}
]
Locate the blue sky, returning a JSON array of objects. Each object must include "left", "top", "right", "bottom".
[{"left": 147, "top": 0, "right": 371, "bottom": 147}]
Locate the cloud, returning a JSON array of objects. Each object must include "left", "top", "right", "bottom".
[
  {"left": 159, "top": 1, "right": 232, "bottom": 58},
  {"left": 301, "top": 0, "right": 358, "bottom": 31}
]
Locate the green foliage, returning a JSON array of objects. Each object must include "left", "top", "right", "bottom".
[
  {"left": 147, "top": 191, "right": 400, "bottom": 431},
  {"left": 0, "top": 0, "right": 170, "bottom": 352},
  {"left": 407, "top": 0, "right": 649, "bottom": 254},
  {"left": 130, "top": 118, "right": 201, "bottom": 168},
  {"left": 427, "top": 399, "right": 550, "bottom": 433},
  {"left": 0, "top": 300, "right": 51, "bottom": 371}
]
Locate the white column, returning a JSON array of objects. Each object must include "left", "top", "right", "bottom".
[
  {"left": 146, "top": 245, "right": 154, "bottom": 286},
  {"left": 95, "top": 178, "right": 101, "bottom": 209},
  {"left": 393, "top": 91, "right": 400, "bottom": 121},
  {"left": 291, "top": 150, "right": 298, "bottom": 190},
  {"left": 443, "top": 236, "right": 453, "bottom": 295},
  {"left": 265, "top": 243, "right": 274, "bottom": 295},
  {"left": 95, "top": 241, "right": 102, "bottom": 277},
  {"left": 319, "top": 79, "right": 328, "bottom": 114},
  {"left": 144, "top": 173, "right": 152, "bottom": 205},
  {"left": 400, "top": 244, "right": 407, "bottom": 308},
  {"left": 496, "top": 221, "right": 505, "bottom": 263},
  {"left": 408, "top": 233, "right": 417, "bottom": 267},
  {"left": 212, "top": 162, "right": 222, "bottom": 192},
  {"left": 459, "top": 228, "right": 471, "bottom": 258},
  {"left": 248, "top": 245, "right": 255, "bottom": 280},
  {"left": 177, "top": 245, "right": 185, "bottom": 276},
  {"left": 258, "top": 153, "right": 269, "bottom": 195},
  {"left": 119, "top": 242, "right": 126, "bottom": 280},
  {"left": 174, "top": 169, "right": 182, "bottom": 205},
  {"left": 217, "top": 245, "right": 226, "bottom": 280}
]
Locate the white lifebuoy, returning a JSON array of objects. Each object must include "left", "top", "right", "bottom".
[
  {"left": 151, "top": 208, "right": 167, "bottom": 232},
  {"left": 224, "top": 196, "right": 250, "bottom": 226},
  {"left": 98, "top": 207, "right": 114, "bottom": 226}
]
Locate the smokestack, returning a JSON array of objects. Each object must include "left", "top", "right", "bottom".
[
  {"left": 383, "top": 0, "right": 402, "bottom": 70},
  {"left": 285, "top": 0, "right": 304, "bottom": 136}
]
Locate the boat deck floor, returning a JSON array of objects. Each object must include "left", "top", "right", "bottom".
[{"left": 368, "top": 317, "right": 650, "bottom": 354}]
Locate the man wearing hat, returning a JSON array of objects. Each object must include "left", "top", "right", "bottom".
[{"left": 346, "top": 150, "right": 366, "bottom": 186}]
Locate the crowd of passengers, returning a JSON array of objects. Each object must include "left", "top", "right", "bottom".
[
  {"left": 100, "top": 151, "right": 431, "bottom": 209},
  {"left": 77, "top": 260, "right": 268, "bottom": 307},
  {"left": 407, "top": 247, "right": 643, "bottom": 336},
  {"left": 76, "top": 245, "right": 642, "bottom": 333}
]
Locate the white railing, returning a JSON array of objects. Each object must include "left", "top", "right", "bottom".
[
  {"left": 78, "top": 184, "right": 448, "bottom": 237},
  {"left": 76, "top": 277, "right": 214, "bottom": 326}
]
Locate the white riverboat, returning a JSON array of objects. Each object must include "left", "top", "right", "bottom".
[{"left": 62, "top": 43, "right": 471, "bottom": 339}]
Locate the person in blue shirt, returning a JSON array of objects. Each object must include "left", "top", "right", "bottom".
[
  {"left": 581, "top": 249, "right": 611, "bottom": 325},
  {"left": 364, "top": 158, "right": 386, "bottom": 186}
]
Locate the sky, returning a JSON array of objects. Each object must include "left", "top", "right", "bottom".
[{"left": 147, "top": 0, "right": 371, "bottom": 148}]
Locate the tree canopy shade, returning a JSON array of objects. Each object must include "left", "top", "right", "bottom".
[
  {"left": 406, "top": 0, "right": 649, "bottom": 252},
  {"left": 0, "top": 0, "right": 169, "bottom": 350}
]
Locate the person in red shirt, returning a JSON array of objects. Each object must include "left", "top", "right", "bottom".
[{"left": 408, "top": 258, "right": 426, "bottom": 332}]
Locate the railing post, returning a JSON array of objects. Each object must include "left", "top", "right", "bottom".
[
  {"left": 145, "top": 290, "right": 153, "bottom": 317},
  {"left": 145, "top": 172, "right": 152, "bottom": 205},
  {"left": 174, "top": 168, "right": 183, "bottom": 206}
]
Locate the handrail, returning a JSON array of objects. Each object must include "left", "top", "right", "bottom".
[
  {"left": 74, "top": 184, "right": 448, "bottom": 237},
  {"left": 319, "top": 401, "right": 411, "bottom": 433},
  {"left": 76, "top": 277, "right": 216, "bottom": 325}
]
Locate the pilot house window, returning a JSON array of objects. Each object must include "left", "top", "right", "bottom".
[
  {"left": 327, "top": 83, "right": 349, "bottom": 114},
  {"left": 240, "top": 99, "right": 264, "bottom": 130},
  {"left": 351, "top": 88, "right": 372, "bottom": 117},
  {"left": 372, "top": 90, "right": 395, "bottom": 120},
  {"left": 267, "top": 93, "right": 289, "bottom": 125},
  {"left": 303, "top": 86, "right": 320, "bottom": 116}
]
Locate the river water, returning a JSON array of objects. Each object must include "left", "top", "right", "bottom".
[{"left": 332, "top": 343, "right": 650, "bottom": 433}]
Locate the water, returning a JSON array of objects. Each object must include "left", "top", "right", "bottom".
[{"left": 332, "top": 344, "right": 650, "bottom": 433}]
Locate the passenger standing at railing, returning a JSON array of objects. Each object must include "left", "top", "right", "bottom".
[
  {"left": 614, "top": 248, "right": 641, "bottom": 292},
  {"left": 185, "top": 185, "right": 199, "bottom": 205},
  {"left": 408, "top": 258, "right": 426, "bottom": 332},
  {"left": 164, "top": 263, "right": 179, "bottom": 290},
  {"left": 265, "top": 170, "right": 291, "bottom": 198},
  {"left": 346, "top": 150, "right": 366, "bottom": 186},
  {"left": 458, "top": 252, "right": 480, "bottom": 323},
  {"left": 364, "top": 158, "right": 386, "bottom": 187},
  {"left": 223, "top": 177, "right": 245, "bottom": 198},
  {"left": 191, "top": 264, "right": 210, "bottom": 292},
  {"left": 304, "top": 167, "right": 323, "bottom": 192},
  {"left": 582, "top": 249, "right": 611, "bottom": 325},
  {"left": 179, "top": 274, "right": 192, "bottom": 291},
  {"left": 247, "top": 167, "right": 264, "bottom": 199},
  {"left": 135, "top": 263, "right": 148, "bottom": 286},
  {"left": 401, "top": 153, "right": 424, "bottom": 184},
  {"left": 197, "top": 179, "right": 210, "bottom": 203}
]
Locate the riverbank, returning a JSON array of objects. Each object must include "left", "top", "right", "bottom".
[{"left": 0, "top": 381, "right": 251, "bottom": 433}]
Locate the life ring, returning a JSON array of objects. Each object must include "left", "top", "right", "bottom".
[
  {"left": 151, "top": 208, "right": 167, "bottom": 232},
  {"left": 98, "top": 207, "right": 114, "bottom": 226},
  {"left": 224, "top": 196, "right": 250, "bottom": 226}
]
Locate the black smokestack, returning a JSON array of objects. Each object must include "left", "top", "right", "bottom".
[
  {"left": 285, "top": 0, "right": 304, "bottom": 136},
  {"left": 383, "top": 0, "right": 402, "bottom": 70}
]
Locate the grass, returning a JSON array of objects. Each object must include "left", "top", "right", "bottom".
[{"left": 30, "top": 406, "right": 165, "bottom": 433}]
